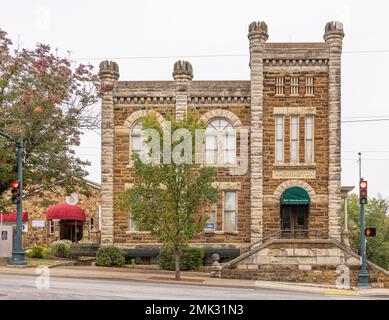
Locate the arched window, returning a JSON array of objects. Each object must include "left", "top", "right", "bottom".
[
  {"left": 205, "top": 119, "right": 236, "bottom": 165},
  {"left": 130, "top": 122, "right": 149, "bottom": 158}
]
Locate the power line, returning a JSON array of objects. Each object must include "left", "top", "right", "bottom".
[{"left": 72, "top": 49, "right": 389, "bottom": 61}]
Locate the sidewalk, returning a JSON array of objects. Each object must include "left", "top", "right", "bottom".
[{"left": 1, "top": 264, "right": 389, "bottom": 297}]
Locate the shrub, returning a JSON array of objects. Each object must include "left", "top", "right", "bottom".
[
  {"left": 50, "top": 240, "right": 72, "bottom": 258},
  {"left": 29, "top": 245, "right": 45, "bottom": 258},
  {"left": 158, "top": 246, "right": 205, "bottom": 271},
  {"left": 96, "top": 246, "right": 126, "bottom": 267}
]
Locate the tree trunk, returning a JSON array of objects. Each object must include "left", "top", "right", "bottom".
[{"left": 175, "top": 251, "right": 181, "bottom": 281}]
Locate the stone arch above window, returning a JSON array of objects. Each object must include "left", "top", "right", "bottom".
[
  {"left": 123, "top": 110, "right": 164, "bottom": 129},
  {"left": 200, "top": 109, "right": 242, "bottom": 128},
  {"left": 273, "top": 180, "right": 316, "bottom": 201}
]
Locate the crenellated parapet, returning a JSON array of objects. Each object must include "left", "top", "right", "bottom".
[
  {"left": 99, "top": 60, "right": 120, "bottom": 84},
  {"left": 324, "top": 21, "right": 345, "bottom": 43},
  {"left": 248, "top": 21, "right": 269, "bottom": 43},
  {"left": 172, "top": 60, "right": 193, "bottom": 81}
]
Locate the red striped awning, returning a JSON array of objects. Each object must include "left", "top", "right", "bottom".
[
  {"left": 46, "top": 203, "right": 86, "bottom": 221},
  {"left": 0, "top": 212, "right": 28, "bottom": 222}
]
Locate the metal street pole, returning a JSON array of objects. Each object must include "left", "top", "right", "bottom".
[
  {"left": 0, "top": 130, "right": 26, "bottom": 265},
  {"left": 10, "top": 137, "right": 26, "bottom": 265},
  {"left": 358, "top": 152, "right": 369, "bottom": 287}
]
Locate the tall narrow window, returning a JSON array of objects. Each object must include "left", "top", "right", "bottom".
[
  {"left": 275, "top": 116, "right": 284, "bottom": 163},
  {"left": 305, "top": 115, "right": 314, "bottom": 163},
  {"left": 205, "top": 119, "right": 236, "bottom": 165},
  {"left": 291, "top": 75, "right": 299, "bottom": 96},
  {"left": 223, "top": 191, "right": 237, "bottom": 232},
  {"left": 128, "top": 214, "right": 136, "bottom": 232},
  {"left": 88, "top": 217, "right": 94, "bottom": 233},
  {"left": 305, "top": 76, "right": 314, "bottom": 96},
  {"left": 205, "top": 203, "right": 217, "bottom": 231},
  {"left": 290, "top": 116, "right": 299, "bottom": 163},
  {"left": 48, "top": 220, "right": 55, "bottom": 235},
  {"left": 275, "top": 76, "right": 285, "bottom": 95},
  {"left": 131, "top": 122, "right": 151, "bottom": 158}
]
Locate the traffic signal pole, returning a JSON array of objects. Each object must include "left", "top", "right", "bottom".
[
  {"left": 358, "top": 153, "right": 370, "bottom": 287},
  {"left": 0, "top": 131, "right": 26, "bottom": 265}
]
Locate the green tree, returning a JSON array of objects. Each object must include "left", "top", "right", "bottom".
[
  {"left": 345, "top": 194, "right": 389, "bottom": 269},
  {"left": 117, "top": 112, "right": 218, "bottom": 280},
  {"left": 0, "top": 29, "right": 99, "bottom": 209}
]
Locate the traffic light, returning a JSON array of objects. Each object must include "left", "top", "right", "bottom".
[
  {"left": 10, "top": 180, "right": 20, "bottom": 204},
  {"left": 359, "top": 180, "right": 368, "bottom": 205},
  {"left": 365, "top": 227, "right": 376, "bottom": 237}
]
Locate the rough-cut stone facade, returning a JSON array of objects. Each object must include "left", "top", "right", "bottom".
[
  {"left": 3, "top": 181, "right": 101, "bottom": 248},
  {"left": 99, "top": 21, "right": 344, "bottom": 255}
]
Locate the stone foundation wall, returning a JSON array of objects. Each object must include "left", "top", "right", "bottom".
[{"left": 222, "top": 240, "right": 389, "bottom": 287}]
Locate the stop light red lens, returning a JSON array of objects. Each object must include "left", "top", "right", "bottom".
[
  {"left": 10, "top": 181, "right": 19, "bottom": 189},
  {"left": 360, "top": 181, "right": 367, "bottom": 189}
]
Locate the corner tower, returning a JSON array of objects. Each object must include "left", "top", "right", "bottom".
[
  {"left": 324, "top": 22, "right": 345, "bottom": 239},
  {"left": 248, "top": 21, "right": 269, "bottom": 243},
  {"left": 99, "top": 60, "right": 119, "bottom": 245}
]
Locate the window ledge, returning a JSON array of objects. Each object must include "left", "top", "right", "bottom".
[
  {"left": 205, "top": 230, "right": 239, "bottom": 236},
  {"left": 201, "top": 163, "right": 239, "bottom": 168},
  {"left": 125, "top": 231, "right": 151, "bottom": 235},
  {"left": 273, "top": 163, "right": 316, "bottom": 168},
  {"left": 304, "top": 94, "right": 315, "bottom": 97}
]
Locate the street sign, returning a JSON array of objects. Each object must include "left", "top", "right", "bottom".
[{"left": 32, "top": 220, "right": 45, "bottom": 228}]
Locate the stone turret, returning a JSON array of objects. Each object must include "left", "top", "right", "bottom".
[
  {"left": 172, "top": 60, "right": 193, "bottom": 80},
  {"left": 173, "top": 60, "right": 193, "bottom": 120},
  {"left": 248, "top": 21, "right": 268, "bottom": 243},
  {"left": 324, "top": 22, "right": 344, "bottom": 240},
  {"left": 248, "top": 21, "right": 269, "bottom": 42},
  {"left": 99, "top": 60, "right": 119, "bottom": 245},
  {"left": 99, "top": 60, "right": 120, "bottom": 85}
]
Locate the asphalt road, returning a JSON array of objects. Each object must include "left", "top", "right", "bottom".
[{"left": 0, "top": 274, "right": 385, "bottom": 300}]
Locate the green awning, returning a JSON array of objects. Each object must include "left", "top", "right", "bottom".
[{"left": 281, "top": 187, "right": 310, "bottom": 205}]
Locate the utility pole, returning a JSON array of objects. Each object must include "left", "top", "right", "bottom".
[
  {"left": 358, "top": 152, "right": 370, "bottom": 287},
  {"left": 0, "top": 131, "right": 26, "bottom": 265}
]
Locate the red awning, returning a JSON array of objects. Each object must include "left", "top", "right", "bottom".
[
  {"left": 0, "top": 212, "right": 28, "bottom": 222},
  {"left": 46, "top": 203, "right": 86, "bottom": 221}
]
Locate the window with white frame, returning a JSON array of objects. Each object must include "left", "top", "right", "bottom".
[
  {"left": 128, "top": 214, "right": 136, "bottom": 232},
  {"left": 290, "top": 115, "right": 299, "bottom": 163},
  {"left": 205, "top": 119, "right": 236, "bottom": 165},
  {"left": 223, "top": 191, "right": 237, "bottom": 232},
  {"left": 275, "top": 76, "right": 285, "bottom": 95},
  {"left": 291, "top": 75, "right": 299, "bottom": 96},
  {"left": 88, "top": 217, "right": 94, "bottom": 232},
  {"left": 131, "top": 122, "right": 151, "bottom": 159},
  {"left": 305, "top": 76, "right": 314, "bottom": 96},
  {"left": 205, "top": 203, "right": 217, "bottom": 231},
  {"left": 305, "top": 115, "right": 314, "bottom": 163},
  {"left": 275, "top": 116, "right": 284, "bottom": 163},
  {"left": 48, "top": 220, "right": 55, "bottom": 235}
]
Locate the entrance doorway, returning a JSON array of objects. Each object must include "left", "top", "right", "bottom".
[
  {"left": 280, "top": 186, "right": 310, "bottom": 238},
  {"left": 281, "top": 205, "right": 308, "bottom": 238},
  {"left": 59, "top": 220, "right": 83, "bottom": 242}
]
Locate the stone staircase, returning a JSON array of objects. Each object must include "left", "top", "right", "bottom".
[{"left": 221, "top": 230, "right": 389, "bottom": 287}]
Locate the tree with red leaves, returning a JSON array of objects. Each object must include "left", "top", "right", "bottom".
[{"left": 0, "top": 29, "right": 100, "bottom": 209}]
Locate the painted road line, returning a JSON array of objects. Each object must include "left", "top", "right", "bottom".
[{"left": 323, "top": 290, "right": 359, "bottom": 296}]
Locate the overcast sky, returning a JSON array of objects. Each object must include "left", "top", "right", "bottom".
[{"left": 1, "top": 0, "right": 389, "bottom": 198}]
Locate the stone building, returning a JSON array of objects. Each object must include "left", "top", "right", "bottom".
[
  {"left": 1, "top": 180, "right": 101, "bottom": 248},
  {"left": 99, "top": 21, "right": 389, "bottom": 286}
]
